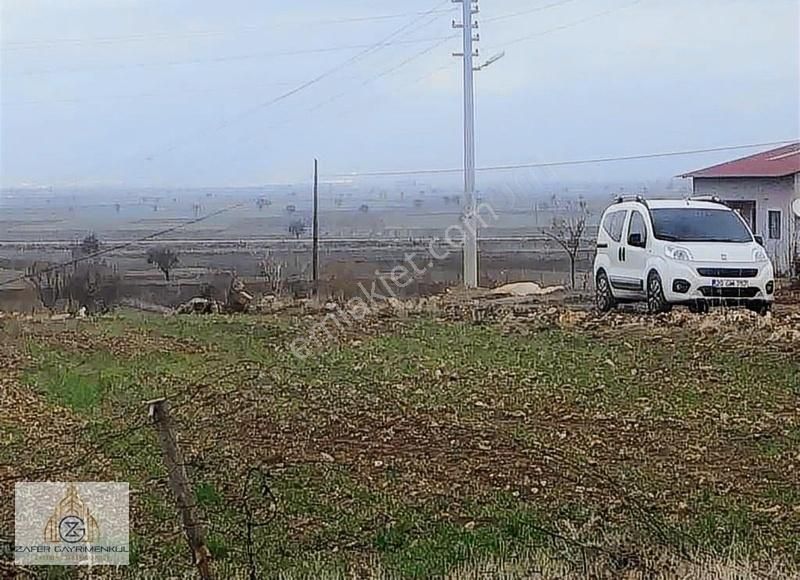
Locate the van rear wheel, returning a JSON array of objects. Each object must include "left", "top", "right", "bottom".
[
  {"left": 647, "top": 271, "right": 672, "bottom": 315},
  {"left": 596, "top": 271, "right": 616, "bottom": 312}
]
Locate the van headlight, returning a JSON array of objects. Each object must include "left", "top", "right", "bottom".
[
  {"left": 752, "top": 248, "right": 768, "bottom": 263},
  {"left": 665, "top": 245, "right": 692, "bottom": 261}
]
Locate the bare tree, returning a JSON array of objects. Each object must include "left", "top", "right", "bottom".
[
  {"left": 287, "top": 219, "right": 306, "bottom": 239},
  {"left": 147, "top": 247, "right": 179, "bottom": 281},
  {"left": 545, "top": 198, "right": 589, "bottom": 289},
  {"left": 260, "top": 255, "right": 286, "bottom": 296},
  {"left": 67, "top": 261, "right": 121, "bottom": 313},
  {"left": 26, "top": 259, "right": 119, "bottom": 313},
  {"left": 26, "top": 262, "right": 67, "bottom": 311}
]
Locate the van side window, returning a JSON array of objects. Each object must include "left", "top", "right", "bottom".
[
  {"left": 602, "top": 210, "right": 625, "bottom": 242},
  {"left": 628, "top": 211, "right": 647, "bottom": 245}
]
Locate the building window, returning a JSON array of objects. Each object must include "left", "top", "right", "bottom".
[{"left": 768, "top": 210, "right": 782, "bottom": 240}]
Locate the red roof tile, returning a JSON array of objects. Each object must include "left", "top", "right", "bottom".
[{"left": 682, "top": 142, "right": 800, "bottom": 178}]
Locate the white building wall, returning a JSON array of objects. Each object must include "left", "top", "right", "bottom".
[
  {"left": 794, "top": 174, "right": 800, "bottom": 275},
  {"left": 692, "top": 176, "right": 796, "bottom": 274}
]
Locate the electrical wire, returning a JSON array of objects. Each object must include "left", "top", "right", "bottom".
[
  {"left": 305, "top": 35, "right": 458, "bottom": 114},
  {"left": 0, "top": 9, "right": 455, "bottom": 51},
  {"left": 483, "top": 0, "right": 578, "bottom": 23},
  {"left": 1, "top": 80, "right": 302, "bottom": 107},
  {"left": 147, "top": 0, "right": 455, "bottom": 160},
  {"left": 168, "top": 37, "right": 461, "bottom": 179},
  {"left": 492, "top": 0, "right": 646, "bottom": 50},
  {"left": 4, "top": 37, "right": 454, "bottom": 78},
  {"left": 329, "top": 140, "right": 800, "bottom": 177},
  {"left": 0, "top": 201, "right": 247, "bottom": 289}
]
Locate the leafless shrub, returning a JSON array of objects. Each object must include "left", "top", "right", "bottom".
[
  {"left": 260, "top": 255, "right": 286, "bottom": 296},
  {"left": 26, "top": 259, "right": 121, "bottom": 313},
  {"left": 66, "top": 261, "right": 121, "bottom": 313},
  {"left": 25, "top": 262, "right": 68, "bottom": 312},
  {"left": 546, "top": 197, "right": 589, "bottom": 289}
]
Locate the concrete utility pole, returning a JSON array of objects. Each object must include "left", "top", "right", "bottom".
[
  {"left": 452, "top": 2, "right": 503, "bottom": 289},
  {"left": 453, "top": 0, "right": 479, "bottom": 288}
]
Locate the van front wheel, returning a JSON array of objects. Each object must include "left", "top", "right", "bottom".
[{"left": 647, "top": 271, "right": 672, "bottom": 315}]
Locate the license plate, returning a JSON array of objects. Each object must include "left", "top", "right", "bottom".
[{"left": 711, "top": 279, "right": 748, "bottom": 288}]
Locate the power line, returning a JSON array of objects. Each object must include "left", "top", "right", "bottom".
[
  {"left": 1, "top": 80, "right": 303, "bottom": 107},
  {"left": 492, "top": 0, "right": 646, "bottom": 50},
  {"left": 168, "top": 37, "right": 461, "bottom": 178},
  {"left": 0, "top": 202, "right": 246, "bottom": 289},
  {"left": 0, "top": 10, "right": 455, "bottom": 51},
  {"left": 2, "top": 0, "right": 585, "bottom": 77},
  {"left": 27, "top": 1, "right": 455, "bottom": 188},
  {"left": 329, "top": 140, "right": 800, "bottom": 177},
  {"left": 4, "top": 37, "right": 454, "bottom": 78},
  {"left": 1, "top": 0, "right": 578, "bottom": 53},
  {"left": 305, "top": 36, "right": 458, "bottom": 114},
  {"left": 483, "top": 0, "right": 578, "bottom": 23},
  {"left": 148, "top": 0, "right": 455, "bottom": 160}
]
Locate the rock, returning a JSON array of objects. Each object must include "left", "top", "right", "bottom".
[
  {"left": 175, "top": 297, "right": 221, "bottom": 315},
  {"left": 490, "top": 281, "right": 566, "bottom": 297}
]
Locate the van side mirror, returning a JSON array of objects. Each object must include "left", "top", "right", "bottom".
[
  {"left": 628, "top": 233, "right": 645, "bottom": 247},
  {"left": 754, "top": 235, "right": 764, "bottom": 246}
]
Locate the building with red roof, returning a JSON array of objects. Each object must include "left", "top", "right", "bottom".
[{"left": 681, "top": 142, "right": 800, "bottom": 274}]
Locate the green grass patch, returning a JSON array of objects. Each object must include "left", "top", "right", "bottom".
[{"left": 11, "top": 313, "right": 800, "bottom": 576}]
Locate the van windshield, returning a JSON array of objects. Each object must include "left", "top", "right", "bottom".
[{"left": 650, "top": 208, "right": 753, "bottom": 243}]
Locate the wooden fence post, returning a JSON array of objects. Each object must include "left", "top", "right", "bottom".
[{"left": 148, "top": 398, "right": 214, "bottom": 580}]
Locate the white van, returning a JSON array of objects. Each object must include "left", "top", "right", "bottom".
[{"left": 593, "top": 196, "right": 775, "bottom": 314}]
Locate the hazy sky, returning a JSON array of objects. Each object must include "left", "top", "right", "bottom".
[{"left": 1, "top": 0, "right": 798, "bottom": 188}]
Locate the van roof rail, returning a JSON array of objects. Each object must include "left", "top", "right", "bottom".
[
  {"left": 615, "top": 195, "right": 649, "bottom": 207},
  {"left": 688, "top": 195, "right": 724, "bottom": 204}
]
